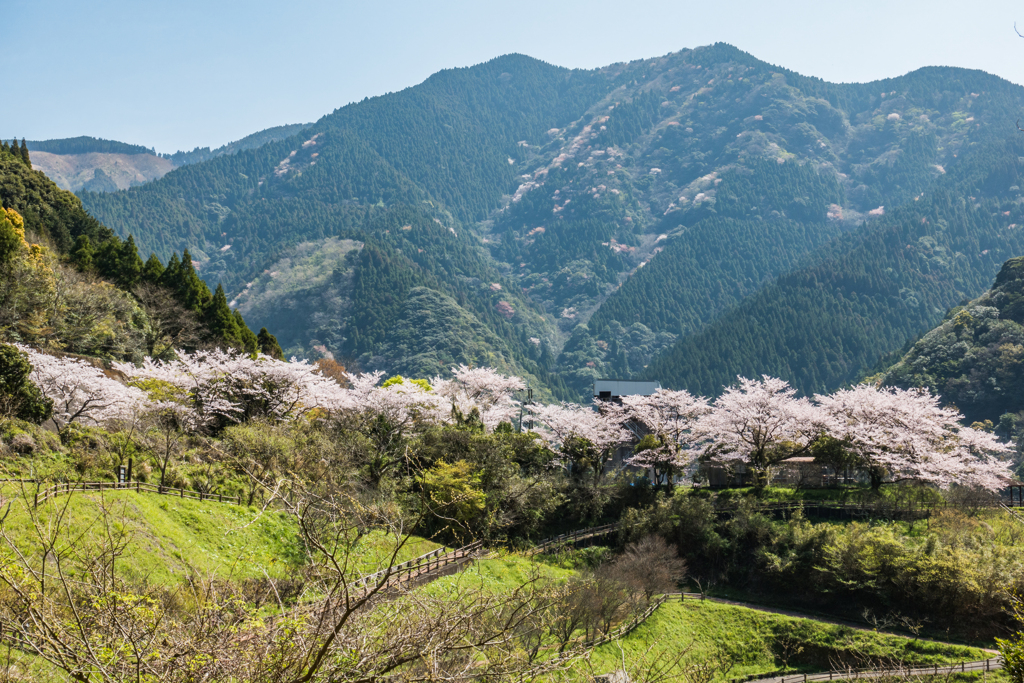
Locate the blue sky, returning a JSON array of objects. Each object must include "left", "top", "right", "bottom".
[{"left": 6, "top": 0, "right": 1024, "bottom": 153}]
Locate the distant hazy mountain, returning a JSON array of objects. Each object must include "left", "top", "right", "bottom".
[
  {"left": 79, "top": 44, "right": 1024, "bottom": 398},
  {"left": 26, "top": 126, "right": 310, "bottom": 194}
]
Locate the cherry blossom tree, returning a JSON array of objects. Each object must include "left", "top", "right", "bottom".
[
  {"left": 432, "top": 365, "right": 525, "bottom": 430},
  {"left": 611, "top": 389, "right": 711, "bottom": 490},
  {"left": 115, "top": 349, "right": 350, "bottom": 428},
  {"left": 698, "top": 376, "right": 822, "bottom": 486},
  {"left": 16, "top": 345, "right": 149, "bottom": 431},
  {"left": 815, "top": 384, "right": 1011, "bottom": 490},
  {"left": 528, "top": 402, "right": 628, "bottom": 484}
]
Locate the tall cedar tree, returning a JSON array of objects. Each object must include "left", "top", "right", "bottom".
[
  {"left": 257, "top": 327, "right": 285, "bottom": 359},
  {"left": 233, "top": 310, "right": 259, "bottom": 354},
  {"left": 70, "top": 235, "right": 94, "bottom": 270},
  {"left": 118, "top": 235, "right": 144, "bottom": 288},
  {"left": 203, "top": 284, "right": 240, "bottom": 346},
  {"left": 19, "top": 139, "right": 29, "bottom": 167},
  {"left": 179, "top": 250, "right": 212, "bottom": 312},
  {"left": 142, "top": 253, "right": 164, "bottom": 282},
  {"left": 160, "top": 252, "right": 182, "bottom": 290}
]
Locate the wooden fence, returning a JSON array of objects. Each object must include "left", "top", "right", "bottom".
[
  {"left": 1002, "top": 502, "right": 1024, "bottom": 526},
  {"left": 530, "top": 523, "right": 621, "bottom": 555},
  {"left": 731, "top": 658, "right": 1003, "bottom": 683},
  {"left": 34, "top": 481, "right": 241, "bottom": 507},
  {"left": 584, "top": 594, "right": 671, "bottom": 647},
  {"left": 350, "top": 540, "right": 484, "bottom": 594}
]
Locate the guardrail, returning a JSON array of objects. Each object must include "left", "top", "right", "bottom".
[
  {"left": 34, "top": 481, "right": 241, "bottom": 507},
  {"left": 732, "top": 658, "right": 1002, "bottom": 683}
]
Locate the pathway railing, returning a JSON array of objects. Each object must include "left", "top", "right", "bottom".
[
  {"left": 34, "top": 480, "right": 241, "bottom": 507},
  {"left": 731, "top": 658, "right": 1002, "bottom": 683},
  {"left": 585, "top": 594, "right": 670, "bottom": 647},
  {"left": 350, "top": 540, "right": 485, "bottom": 594},
  {"left": 531, "top": 523, "right": 621, "bottom": 555},
  {"left": 1002, "top": 502, "right": 1024, "bottom": 526}
]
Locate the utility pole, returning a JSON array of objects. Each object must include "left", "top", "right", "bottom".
[{"left": 518, "top": 384, "right": 533, "bottom": 433}]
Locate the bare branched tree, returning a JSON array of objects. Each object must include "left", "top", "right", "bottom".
[{"left": 0, "top": 478, "right": 602, "bottom": 682}]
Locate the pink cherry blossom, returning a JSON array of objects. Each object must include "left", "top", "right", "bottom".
[
  {"left": 610, "top": 389, "right": 712, "bottom": 484},
  {"left": 814, "top": 384, "right": 1011, "bottom": 490},
  {"left": 698, "top": 376, "right": 821, "bottom": 481},
  {"left": 432, "top": 365, "right": 525, "bottom": 430},
  {"left": 528, "top": 401, "right": 629, "bottom": 473},
  {"left": 17, "top": 345, "right": 149, "bottom": 429}
]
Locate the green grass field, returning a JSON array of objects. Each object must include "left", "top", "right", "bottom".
[
  {"left": 0, "top": 487, "right": 441, "bottom": 587},
  {"left": 589, "top": 599, "right": 988, "bottom": 679}
]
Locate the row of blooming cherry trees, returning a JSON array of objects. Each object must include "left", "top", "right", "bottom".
[{"left": 14, "top": 345, "right": 1012, "bottom": 491}]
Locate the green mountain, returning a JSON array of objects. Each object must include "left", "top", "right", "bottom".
[
  {"left": 160, "top": 123, "right": 311, "bottom": 167},
  {"left": 643, "top": 136, "right": 1024, "bottom": 396},
  {"left": 0, "top": 144, "right": 270, "bottom": 360},
  {"left": 25, "top": 136, "right": 155, "bottom": 156},
  {"left": 78, "top": 44, "right": 1024, "bottom": 396},
  {"left": 881, "top": 255, "right": 1024, "bottom": 424}
]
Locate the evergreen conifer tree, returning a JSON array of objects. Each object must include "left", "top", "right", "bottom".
[
  {"left": 19, "top": 139, "right": 29, "bottom": 167},
  {"left": 0, "top": 344, "right": 52, "bottom": 423},
  {"left": 203, "top": 284, "right": 240, "bottom": 346},
  {"left": 0, "top": 140, "right": 8, "bottom": 156},
  {"left": 142, "top": 253, "right": 164, "bottom": 283},
  {"left": 257, "top": 327, "right": 285, "bottom": 359},
  {"left": 118, "top": 235, "right": 144, "bottom": 288},
  {"left": 233, "top": 310, "right": 259, "bottom": 354},
  {"left": 94, "top": 238, "right": 122, "bottom": 278},
  {"left": 70, "top": 235, "right": 94, "bottom": 270},
  {"left": 160, "top": 252, "right": 182, "bottom": 290},
  {"left": 179, "top": 250, "right": 212, "bottom": 312}
]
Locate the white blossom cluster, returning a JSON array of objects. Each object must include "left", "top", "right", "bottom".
[
  {"left": 605, "top": 376, "right": 1012, "bottom": 491},
  {"left": 12, "top": 343, "right": 1014, "bottom": 490},
  {"left": 15, "top": 345, "right": 149, "bottom": 429},
  {"left": 19, "top": 346, "right": 527, "bottom": 436}
]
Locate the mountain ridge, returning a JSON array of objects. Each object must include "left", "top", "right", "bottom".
[{"left": 76, "top": 44, "right": 1024, "bottom": 398}]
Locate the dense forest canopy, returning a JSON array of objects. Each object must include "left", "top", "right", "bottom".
[{"left": 71, "top": 43, "right": 1024, "bottom": 402}]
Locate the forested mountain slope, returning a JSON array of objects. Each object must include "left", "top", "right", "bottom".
[
  {"left": 0, "top": 145, "right": 272, "bottom": 360},
  {"left": 644, "top": 137, "right": 1024, "bottom": 396},
  {"left": 79, "top": 44, "right": 1024, "bottom": 397},
  {"left": 881, "top": 254, "right": 1024, "bottom": 424}
]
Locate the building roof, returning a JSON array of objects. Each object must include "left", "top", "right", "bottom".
[{"left": 593, "top": 379, "right": 661, "bottom": 398}]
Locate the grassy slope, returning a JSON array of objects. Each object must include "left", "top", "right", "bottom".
[
  {"left": 421, "top": 553, "right": 988, "bottom": 681},
  {"left": 1, "top": 488, "right": 440, "bottom": 586},
  {"left": 590, "top": 600, "right": 988, "bottom": 679}
]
